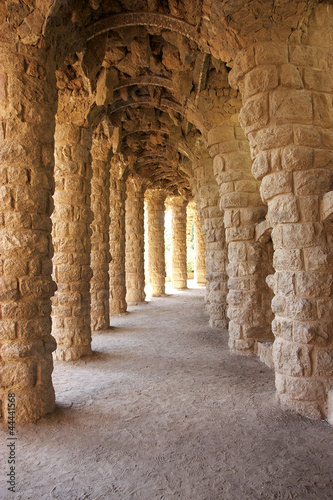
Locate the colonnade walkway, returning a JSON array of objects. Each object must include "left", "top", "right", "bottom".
[{"left": 1, "top": 282, "right": 333, "bottom": 499}]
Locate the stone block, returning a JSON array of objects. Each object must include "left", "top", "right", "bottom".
[
  {"left": 303, "top": 68, "right": 333, "bottom": 93},
  {"left": 207, "top": 125, "right": 234, "bottom": 146},
  {"left": 271, "top": 294, "right": 286, "bottom": 315},
  {"left": 244, "top": 66, "right": 278, "bottom": 98},
  {"left": 315, "top": 349, "right": 333, "bottom": 377},
  {"left": 239, "top": 93, "right": 269, "bottom": 133},
  {"left": 0, "top": 320, "right": 16, "bottom": 340},
  {"left": 0, "top": 185, "right": 13, "bottom": 210},
  {"left": 296, "top": 271, "right": 332, "bottom": 299},
  {"left": 251, "top": 152, "right": 270, "bottom": 180},
  {"left": 294, "top": 169, "right": 331, "bottom": 196},
  {"left": 268, "top": 194, "right": 299, "bottom": 224},
  {"left": 277, "top": 271, "right": 295, "bottom": 296},
  {"left": 282, "top": 222, "right": 325, "bottom": 249},
  {"left": 260, "top": 172, "right": 293, "bottom": 201},
  {"left": 273, "top": 249, "right": 303, "bottom": 271},
  {"left": 279, "top": 63, "right": 303, "bottom": 89},
  {"left": 273, "top": 338, "right": 312, "bottom": 377},
  {"left": 0, "top": 277, "right": 18, "bottom": 301},
  {"left": 272, "top": 317, "right": 293, "bottom": 341},
  {"left": 298, "top": 196, "right": 319, "bottom": 223},
  {"left": 270, "top": 90, "right": 312, "bottom": 124},
  {"left": 317, "top": 298, "right": 333, "bottom": 321},
  {"left": 255, "top": 42, "right": 288, "bottom": 65},
  {"left": 282, "top": 145, "right": 312, "bottom": 171},
  {"left": 313, "top": 93, "right": 333, "bottom": 127},
  {"left": 294, "top": 126, "right": 321, "bottom": 147}
]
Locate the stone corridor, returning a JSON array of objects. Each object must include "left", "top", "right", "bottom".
[
  {"left": 0, "top": 0, "right": 333, "bottom": 436},
  {"left": 1, "top": 282, "right": 333, "bottom": 499}
]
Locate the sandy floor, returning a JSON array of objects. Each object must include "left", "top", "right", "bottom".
[{"left": 1, "top": 282, "right": 333, "bottom": 500}]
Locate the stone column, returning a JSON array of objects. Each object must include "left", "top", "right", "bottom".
[
  {"left": 0, "top": 44, "right": 57, "bottom": 422},
  {"left": 109, "top": 159, "right": 127, "bottom": 314},
  {"left": 210, "top": 127, "right": 274, "bottom": 355},
  {"left": 90, "top": 127, "right": 111, "bottom": 330},
  {"left": 194, "top": 212, "right": 206, "bottom": 286},
  {"left": 125, "top": 175, "right": 145, "bottom": 304},
  {"left": 52, "top": 98, "right": 93, "bottom": 361},
  {"left": 171, "top": 197, "right": 188, "bottom": 289},
  {"left": 146, "top": 189, "right": 166, "bottom": 296},
  {"left": 190, "top": 154, "right": 228, "bottom": 329},
  {"left": 232, "top": 29, "right": 333, "bottom": 418},
  {"left": 186, "top": 201, "right": 196, "bottom": 249}
]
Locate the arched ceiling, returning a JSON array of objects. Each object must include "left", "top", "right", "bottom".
[{"left": 1, "top": 0, "right": 318, "bottom": 195}]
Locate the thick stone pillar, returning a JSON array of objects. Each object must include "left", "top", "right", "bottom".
[
  {"left": 109, "top": 159, "right": 127, "bottom": 314},
  {"left": 0, "top": 44, "right": 57, "bottom": 422},
  {"left": 125, "top": 175, "right": 146, "bottom": 304},
  {"left": 194, "top": 212, "right": 206, "bottom": 286},
  {"left": 90, "top": 127, "right": 111, "bottom": 330},
  {"left": 232, "top": 24, "right": 333, "bottom": 418},
  {"left": 146, "top": 189, "right": 166, "bottom": 296},
  {"left": 52, "top": 98, "right": 93, "bottom": 361},
  {"left": 171, "top": 197, "right": 188, "bottom": 289},
  {"left": 210, "top": 130, "right": 274, "bottom": 355}
]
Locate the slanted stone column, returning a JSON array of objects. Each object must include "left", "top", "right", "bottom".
[
  {"left": 90, "top": 127, "right": 111, "bottom": 330},
  {"left": 0, "top": 44, "right": 57, "bottom": 422},
  {"left": 210, "top": 127, "right": 274, "bottom": 355},
  {"left": 232, "top": 23, "right": 333, "bottom": 418},
  {"left": 125, "top": 175, "right": 145, "bottom": 304},
  {"left": 194, "top": 212, "right": 206, "bottom": 286},
  {"left": 146, "top": 189, "right": 166, "bottom": 296},
  {"left": 52, "top": 102, "right": 93, "bottom": 361},
  {"left": 109, "top": 158, "right": 127, "bottom": 314},
  {"left": 171, "top": 197, "right": 188, "bottom": 289}
]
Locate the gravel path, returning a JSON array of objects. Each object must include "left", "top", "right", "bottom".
[{"left": 1, "top": 283, "right": 333, "bottom": 499}]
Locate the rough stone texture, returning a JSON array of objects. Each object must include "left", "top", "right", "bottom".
[
  {"left": 170, "top": 196, "right": 188, "bottom": 289},
  {"left": 52, "top": 91, "right": 93, "bottom": 362},
  {"left": 146, "top": 189, "right": 166, "bottom": 297},
  {"left": 194, "top": 211, "right": 207, "bottom": 286},
  {"left": 0, "top": 43, "right": 57, "bottom": 422},
  {"left": 231, "top": 7, "right": 333, "bottom": 418},
  {"left": 211, "top": 133, "right": 274, "bottom": 355},
  {"left": 90, "top": 124, "right": 111, "bottom": 330},
  {"left": 109, "top": 157, "right": 127, "bottom": 314},
  {"left": 1, "top": 0, "right": 332, "bottom": 425},
  {"left": 125, "top": 175, "right": 146, "bottom": 304}
]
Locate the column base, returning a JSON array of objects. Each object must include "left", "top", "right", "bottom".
[
  {"left": 54, "top": 345, "right": 92, "bottom": 361},
  {"left": 3, "top": 386, "right": 56, "bottom": 424}
]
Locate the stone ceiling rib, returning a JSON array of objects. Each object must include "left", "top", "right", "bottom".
[{"left": 85, "top": 12, "right": 200, "bottom": 43}]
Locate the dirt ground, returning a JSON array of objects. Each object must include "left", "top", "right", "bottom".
[{"left": 1, "top": 282, "right": 333, "bottom": 500}]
